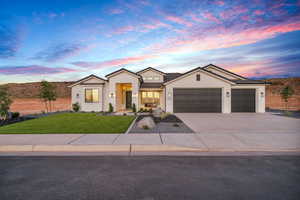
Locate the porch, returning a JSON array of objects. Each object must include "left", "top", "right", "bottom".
[{"left": 116, "top": 83, "right": 133, "bottom": 112}]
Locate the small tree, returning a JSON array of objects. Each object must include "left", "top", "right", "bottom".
[
  {"left": 280, "top": 85, "right": 294, "bottom": 111},
  {"left": 132, "top": 103, "right": 136, "bottom": 113},
  {"left": 109, "top": 103, "right": 114, "bottom": 113},
  {"left": 40, "top": 81, "right": 57, "bottom": 113},
  {"left": 0, "top": 85, "right": 12, "bottom": 120}
]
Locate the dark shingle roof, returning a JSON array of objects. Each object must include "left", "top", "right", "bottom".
[
  {"left": 140, "top": 82, "right": 164, "bottom": 88},
  {"left": 233, "top": 80, "right": 267, "bottom": 84},
  {"left": 164, "top": 73, "right": 182, "bottom": 82}
]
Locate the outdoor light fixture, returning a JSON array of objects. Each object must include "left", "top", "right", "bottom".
[
  {"left": 76, "top": 93, "right": 80, "bottom": 98},
  {"left": 226, "top": 91, "right": 230, "bottom": 97},
  {"left": 168, "top": 92, "right": 172, "bottom": 97},
  {"left": 109, "top": 93, "right": 114, "bottom": 98},
  {"left": 260, "top": 92, "right": 264, "bottom": 98},
  {"left": 132, "top": 93, "right": 138, "bottom": 97}
]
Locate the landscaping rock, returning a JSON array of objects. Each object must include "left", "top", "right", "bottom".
[{"left": 137, "top": 116, "right": 156, "bottom": 129}]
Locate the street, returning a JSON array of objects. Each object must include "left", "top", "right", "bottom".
[{"left": 0, "top": 156, "right": 300, "bottom": 200}]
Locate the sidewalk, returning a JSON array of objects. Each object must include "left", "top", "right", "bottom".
[{"left": 0, "top": 132, "right": 300, "bottom": 153}]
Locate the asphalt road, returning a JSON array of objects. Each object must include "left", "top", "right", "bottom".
[{"left": 0, "top": 156, "right": 300, "bottom": 200}]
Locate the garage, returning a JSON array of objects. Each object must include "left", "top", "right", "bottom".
[
  {"left": 173, "top": 88, "right": 222, "bottom": 113},
  {"left": 231, "top": 89, "right": 256, "bottom": 112}
]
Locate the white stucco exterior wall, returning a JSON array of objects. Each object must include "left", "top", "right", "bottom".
[
  {"left": 139, "top": 70, "right": 164, "bottom": 82},
  {"left": 165, "top": 70, "right": 232, "bottom": 113},
  {"left": 107, "top": 72, "right": 140, "bottom": 111},
  {"left": 205, "top": 66, "right": 243, "bottom": 80},
  {"left": 71, "top": 85, "right": 104, "bottom": 112}
]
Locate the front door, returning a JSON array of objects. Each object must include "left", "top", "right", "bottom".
[{"left": 125, "top": 91, "right": 132, "bottom": 109}]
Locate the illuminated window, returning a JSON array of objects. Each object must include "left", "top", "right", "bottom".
[
  {"left": 147, "top": 92, "right": 153, "bottom": 97},
  {"left": 141, "top": 91, "right": 160, "bottom": 105},
  {"left": 85, "top": 89, "right": 99, "bottom": 103}
]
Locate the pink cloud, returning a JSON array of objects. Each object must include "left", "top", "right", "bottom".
[
  {"left": 109, "top": 8, "right": 123, "bottom": 15},
  {"left": 202, "top": 12, "right": 220, "bottom": 23},
  {"left": 254, "top": 10, "right": 264, "bottom": 15},
  {"left": 0, "top": 65, "right": 76, "bottom": 75},
  {"left": 112, "top": 25, "right": 135, "bottom": 34},
  {"left": 220, "top": 6, "right": 248, "bottom": 19},
  {"left": 189, "top": 14, "right": 204, "bottom": 23},
  {"left": 72, "top": 55, "right": 156, "bottom": 69},
  {"left": 214, "top": 0, "right": 225, "bottom": 6},
  {"left": 145, "top": 20, "right": 300, "bottom": 56},
  {"left": 142, "top": 21, "right": 170, "bottom": 31},
  {"left": 165, "top": 15, "right": 193, "bottom": 27}
]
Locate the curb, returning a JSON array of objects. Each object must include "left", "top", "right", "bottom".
[{"left": 0, "top": 145, "right": 300, "bottom": 153}]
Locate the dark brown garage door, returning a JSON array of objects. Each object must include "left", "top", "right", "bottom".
[
  {"left": 231, "top": 89, "right": 256, "bottom": 112},
  {"left": 173, "top": 88, "right": 222, "bottom": 113}
]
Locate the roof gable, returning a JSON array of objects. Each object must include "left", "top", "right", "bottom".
[
  {"left": 105, "top": 68, "right": 141, "bottom": 79},
  {"left": 137, "top": 67, "right": 165, "bottom": 76},
  {"left": 164, "top": 67, "right": 235, "bottom": 85},
  {"left": 203, "top": 64, "right": 247, "bottom": 80},
  {"left": 68, "top": 74, "right": 106, "bottom": 87}
]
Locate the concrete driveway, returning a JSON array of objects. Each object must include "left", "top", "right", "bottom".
[{"left": 176, "top": 113, "right": 300, "bottom": 134}]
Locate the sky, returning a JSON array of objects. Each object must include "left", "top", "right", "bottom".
[{"left": 0, "top": 0, "right": 300, "bottom": 83}]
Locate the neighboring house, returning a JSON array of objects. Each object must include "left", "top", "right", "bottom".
[{"left": 69, "top": 64, "right": 267, "bottom": 113}]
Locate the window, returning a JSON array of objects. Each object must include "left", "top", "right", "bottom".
[
  {"left": 154, "top": 76, "right": 160, "bottom": 81},
  {"left": 196, "top": 74, "right": 201, "bottom": 81},
  {"left": 85, "top": 89, "right": 99, "bottom": 103},
  {"left": 141, "top": 91, "right": 160, "bottom": 105}
]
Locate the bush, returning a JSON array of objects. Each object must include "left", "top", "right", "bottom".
[
  {"left": 139, "top": 108, "right": 144, "bottom": 112},
  {"left": 142, "top": 125, "right": 149, "bottom": 130},
  {"left": 132, "top": 103, "right": 136, "bottom": 113},
  {"left": 160, "top": 112, "right": 171, "bottom": 120},
  {"left": 12, "top": 112, "right": 20, "bottom": 119},
  {"left": 149, "top": 108, "right": 153, "bottom": 113},
  {"left": 109, "top": 103, "right": 114, "bottom": 113},
  {"left": 72, "top": 103, "right": 80, "bottom": 112}
]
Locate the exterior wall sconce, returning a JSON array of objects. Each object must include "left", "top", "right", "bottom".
[
  {"left": 109, "top": 93, "right": 114, "bottom": 98},
  {"left": 132, "top": 93, "right": 138, "bottom": 98},
  {"left": 168, "top": 92, "right": 172, "bottom": 97},
  {"left": 226, "top": 91, "right": 230, "bottom": 98},
  {"left": 76, "top": 93, "right": 80, "bottom": 98},
  {"left": 260, "top": 92, "right": 264, "bottom": 98}
]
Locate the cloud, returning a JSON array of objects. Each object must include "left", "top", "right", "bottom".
[
  {"left": 111, "top": 25, "right": 135, "bottom": 35},
  {"left": 32, "top": 43, "right": 90, "bottom": 62},
  {"left": 202, "top": 12, "right": 220, "bottom": 23},
  {"left": 165, "top": 15, "right": 193, "bottom": 27},
  {"left": 0, "top": 65, "right": 76, "bottom": 75},
  {"left": 108, "top": 8, "right": 124, "bottom": 15},
  {"left": 71, "top": 55, "right": 155, "bottom": 69},
  {"left": 0, "top": 23, "right": 21, "bottom": 58}
]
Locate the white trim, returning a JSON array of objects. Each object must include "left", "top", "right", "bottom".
[
  {"left": 106, "top": 70, "right": 141, "bottom": 79},
  {"left": 137, "top": 68, "right": 165, "bottom": 76},
  {"left": 205, "top": 65, "right": 247, "bottom": 80},
  {"left": 164, "top": 68, "right": 235, "bottom": 85},
  {"left": 68, "top": 75, "right": 106, "bottom": 88}
]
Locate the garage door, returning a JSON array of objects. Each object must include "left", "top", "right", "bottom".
[
  {"left": 173, "top": 88, "right": 222, "bottom": 113},
  {"left": 231, "top": 89, "right": 256, "bottom": 112}
]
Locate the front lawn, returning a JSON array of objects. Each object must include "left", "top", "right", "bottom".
[{"left": 0, "top": 113, "right": 135, "bottom": 134}]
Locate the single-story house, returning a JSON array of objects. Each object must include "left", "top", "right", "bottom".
[{"left": 69, "top": 64, "right": 267, "bottom": 113}]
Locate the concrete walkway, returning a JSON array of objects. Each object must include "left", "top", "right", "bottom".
[{"left": 0, "top": 132, "right": 300, "bottom": 153}]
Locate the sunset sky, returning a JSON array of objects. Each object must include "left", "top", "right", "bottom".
[{"left": 1, "top": 0, "right": 300, "bottom": 83}]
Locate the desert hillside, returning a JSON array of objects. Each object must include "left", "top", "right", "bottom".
[
  {"left": 1, "top": 78, "right": 300, "bottom": 115},
  {"left": 5, "top": 82, "right": 74, "bottom": 98}
]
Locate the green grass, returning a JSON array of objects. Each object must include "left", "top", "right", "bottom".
[{"left": 0, "top": 113, "right": 135, "bottom": 134}]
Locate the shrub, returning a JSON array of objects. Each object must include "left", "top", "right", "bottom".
[
  {"left": 12, "top": 112, "right": 20, "bottom": 119},
  {"left": 173, "top": 123, "right": 180, "bottom": 127},
  {"left": 149, "top": 108, "right": 153, "bottom": 113},
  {"left": 160, "top": 112, "right": 171, "bottom": 120},
  {"left": 109, "top": 103, "right": 114, "bottom": 113},
  {"left": 139, "top": 108, "right": 144, "bottom": 112},
  {"left": 72, "top": 103, "right": 80, "bottom": 112},
  {"left": 0, "top": 85, "right": 12, "bottom": 120},
  {"left": 132, "top": 103, "right": 136, "bottom": 113},
  {"left": 142, "top": 125, "right": 149, "bottom": 130}
]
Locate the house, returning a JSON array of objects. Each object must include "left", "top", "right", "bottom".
[{"left": 69, "top": 64, "right": 267, "bottom": 113}]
